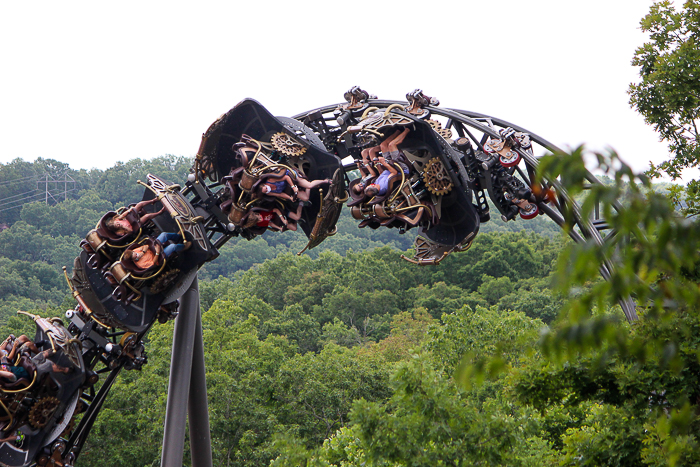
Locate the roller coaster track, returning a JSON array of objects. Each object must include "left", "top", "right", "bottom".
[{"left": 294, "top": 99, "right": 636, "bottom": 320}]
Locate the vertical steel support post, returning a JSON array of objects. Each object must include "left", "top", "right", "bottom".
[
  {"left": 161, "top": 276, "right": 212, "bottom": 467},
  {"left": 188, "top": 298, "right": 213, "bottom": 467}
]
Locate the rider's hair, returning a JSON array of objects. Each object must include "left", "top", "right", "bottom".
[
  {"left": 364, "top": 185, "right": 379, "bottom": 197},
  {"left": 243, "top": 212, "right": 260, "bottom": 229},
  {"left": 105, "top": 216, "right": 118, "bottom": 230},
  {"left": 106, "top": 215, "right": 130, "bottom": 234}
]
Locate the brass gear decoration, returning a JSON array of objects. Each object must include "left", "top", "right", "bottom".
[
  {"left": 422, "top": 158, "right": 453, "bottom": 196},
  {"left": 61, "top": 416, "right": 76, "bottom": 439},
  {"left": 29, "top": 396, "right": 60, "bottom": 429},
  {"left": 270, "top": 132, "right": 307, "bottom": 157},
  {"left": 426, "top": 119, "right": 453, "bottom": 140}
]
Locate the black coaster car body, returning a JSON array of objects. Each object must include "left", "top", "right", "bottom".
[
  {"left": 349, "top": 113, "right": 479, "bottom": 250},
  {"left": 405, "top": 117, "right": 479, "bottom": 248},
  {"left": 198, "top": 98, "right": 343, "bottom": 238}
]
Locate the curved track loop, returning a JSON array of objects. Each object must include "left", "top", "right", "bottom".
[{"left": 294, "top": 100, "right": 637, "bottom": 321}]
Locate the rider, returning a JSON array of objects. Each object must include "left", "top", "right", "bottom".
[
  {"left": 0, "top": 341, "right": 69, "bottom": 386},
  {"left": 1, "top": 335, "right": 40, "bottom": 362},
  {"left": 243, "top": 208, "right": 287, "bottom": 231},
  {"left": 242, "top": 204, "right": 304, "bottom": 232},
  {"left": 363, "top": 128, "right": 412, "bottom": 198},
  {"left": 0, "top": 360, "right": 29, "bottom": 385},
  {"left": 352, "top": 145, "right": 381, "bottom": 196},
  {"left": 123, "top": 232, "right": 186, "bottom": 270},
  {"left": 104, "top": 198, "right": 166, "bottom": 237},
  {"left": 259, "top": 169, "right": 330, "bottom": 202}
]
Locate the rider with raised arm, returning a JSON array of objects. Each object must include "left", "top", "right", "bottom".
[
  {"left": 104, "top": 198, "right": 166, "bottom": 237},
  {"left": 259, "top": 169, "right": 330, "bottom": 202},
  {"left": 364, "top": 128, "right": 412, "bottom": 198}
]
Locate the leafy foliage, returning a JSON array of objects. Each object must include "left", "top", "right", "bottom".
[
  {"left": 537, "top": 147, "right": 700, "bottom": 320},
  {"left": 629, "top": 0, "right": 700, "bottom": 215}
]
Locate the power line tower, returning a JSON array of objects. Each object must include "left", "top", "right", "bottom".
[{"left": 37, "top": 173, "right": 76, "bottom": 204}]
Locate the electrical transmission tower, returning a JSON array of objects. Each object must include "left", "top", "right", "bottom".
[{"left": 37, "top": 173, "right": 76, "bottom": 203}]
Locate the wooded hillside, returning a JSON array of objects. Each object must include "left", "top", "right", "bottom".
[{"left": 0, "top": 139, "right": 698, "bottom": 466}]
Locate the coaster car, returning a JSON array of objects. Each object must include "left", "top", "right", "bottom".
[
  {"left": 479, "top": 128, "right": 541, "bottom": 221},
  {"left": 194, "top": 99, "right": 345, "bottom": 251},
  {"left": 342, "top": 107, "right": 480, "bottom": 264},
  {"left": 0, "top": 313, "right": 85, "bottom": 467},
  {"left": 73, "top": 175, "right": 216, "bottom": 333}
]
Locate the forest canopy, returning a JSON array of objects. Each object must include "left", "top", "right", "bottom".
[{"left": 1, "top": 144, "right": 698, "bottom": 466}]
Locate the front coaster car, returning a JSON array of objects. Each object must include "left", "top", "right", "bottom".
[{"left": 73, "top": 175, "right": 216, "bottom": 334}]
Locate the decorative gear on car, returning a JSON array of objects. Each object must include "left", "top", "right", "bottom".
[
  {"left": 29, "top": 397, "right": 61, "bottom": 429},
  {"left": 270, "top": 132, "right": 307, "bottom": 157},
  {"left": 422, "top": 157, "right": 454, "bottom": 196}
]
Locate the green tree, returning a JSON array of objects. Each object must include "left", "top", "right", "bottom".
[
  {"left": 427, "top": 305, "right": 542, "bottom": 374},
  {"left": 629, "top": 0, "right": 700, "bottom": 215},
  {"left": 261, "top": 304, "right": 322, "bottom": 353},
  {"left": 374, "top": 308, "right": 435, "bottom": 363},
  {"left": 497, "top": 278, "right": 563, "bottom": 324},
  {"left": 198, "top": 237, "right": 280, "bottom": 279},
  {"left": 519, "top": 147, "right": 700, "bottom": 465},
  {"left": 20, "top": 190, "right": 112, "bottom": 237},
  {"left": 405, "top": 282, "right": 486, "bottom": 319},
  {"left": 319, "top": 318, "right": 363, "bottom": 348},
  {"left": 94, "top": 155, "right": 192, "bottom": 207},
  {"left": 477, "top": 274, "right": 513, "bottom": 305},
  {"left": 0, "top": 158, "right": 41, "bottom": 225},
  {"left": 345, "top": 355, "right": 551, "bottom": 467},
  {"left": 273, "top": 344, "right": 392, "bottom": 447}
]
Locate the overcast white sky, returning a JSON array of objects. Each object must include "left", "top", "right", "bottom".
[{"left": 0, "top": 0, "right": 684, "bottom": 179}]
